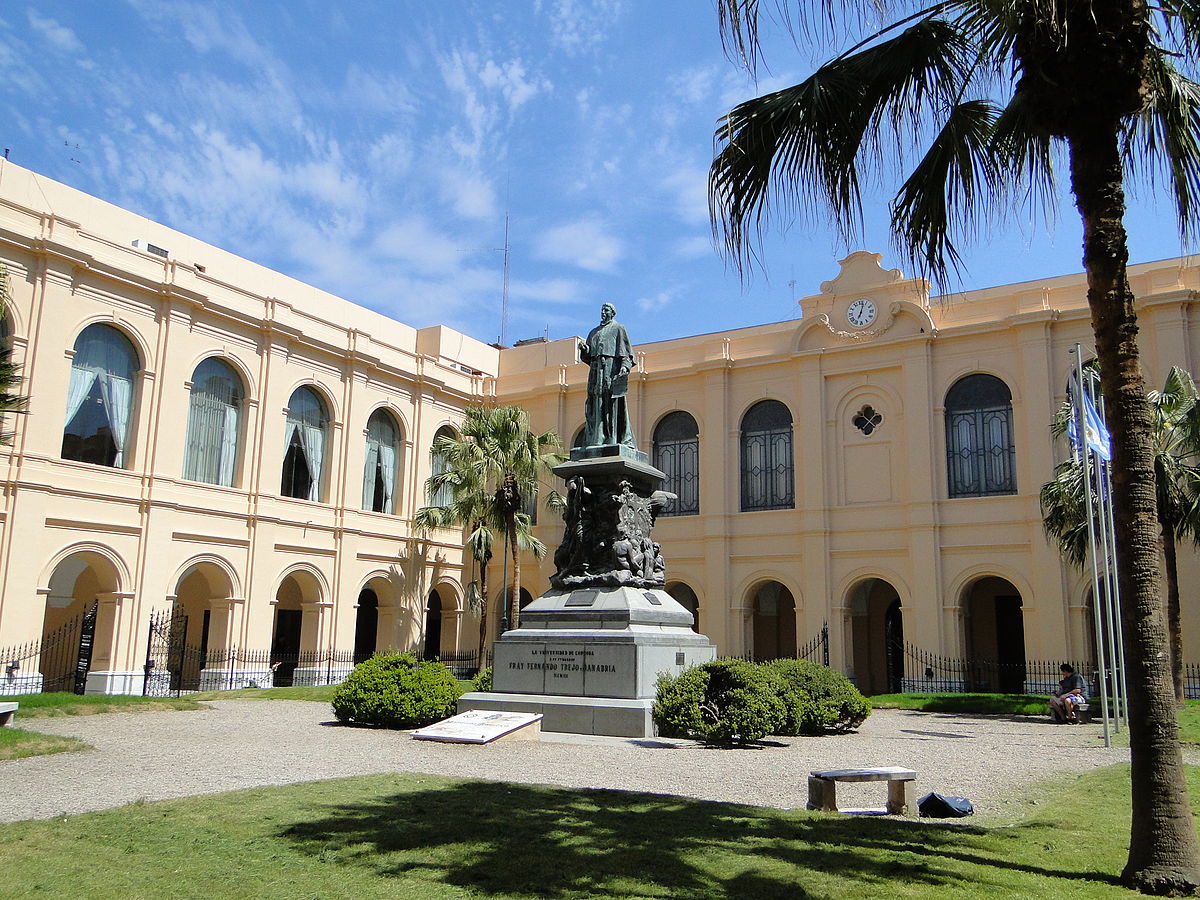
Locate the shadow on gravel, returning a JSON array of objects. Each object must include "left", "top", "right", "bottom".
[{"left": 278, "top": 780, "right": 1122, "bottom": 899}]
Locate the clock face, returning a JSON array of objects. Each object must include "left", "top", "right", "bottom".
[{"left": 847, "top": 298, "right": 877, "bottom": 328}]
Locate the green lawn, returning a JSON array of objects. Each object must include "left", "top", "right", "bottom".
[
  {"left": 868, "top": 692, "right": 1050, "bottom": 716},
  {"left": 189, "top": 684, "right": 340, "bottom": 703},
  {"left": 0, "top": 725, "right": 88, "bottom": 760},
  {"left": 0, "top": 764, "right": 1179, "bottom": 899},
  {"left": 0, "top": 692, "right": 203, "bottom": 717}
]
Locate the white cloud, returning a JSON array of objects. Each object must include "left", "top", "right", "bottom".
[
  {"left": 26, "top": 10, "right": 84, "bottom": 54},
  {"left": 372, "top": 218, "right": 462, "bottom": 275},
  {"left": 536, "top": 219, "right": 624, "bottom": 273},
  {"left": 660, "top": 164, "right": 710, "bottom": 226},
  {"left": 478, "top": 58, "right": 548, "bottom": 111},
  {"left": 509, "top": 277, "right": 588, "bottom": 304},
  {"left": 673, "top": 235, "right": 715, "bottom": 260},
  {"left": 539, "top": 0, "right": 626, "bottom": 54},
  {"left": 128, "top": 0, "right": 268, "bottom": 70},
  {"left": 438, "top": 167, "right": 497, "bottom": 221},
  {"left": 635, "top": 287, "right": 679, "bottom": 314}
]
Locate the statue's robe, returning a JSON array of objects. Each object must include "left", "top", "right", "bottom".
[{"left": 580, "top": 320, "right": 636, "bottom": 447}]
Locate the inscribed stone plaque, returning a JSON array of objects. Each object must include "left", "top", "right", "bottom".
[
  {"left": 412, "top": 710, "right": 542, "bottom": 743},
  {"left": 565, "top": 590, "right": 599, "bottom": 607}
]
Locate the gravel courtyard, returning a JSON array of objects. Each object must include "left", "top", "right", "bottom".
[{"left": 2, "top": 701, "right": 1133, "bottom": 823}]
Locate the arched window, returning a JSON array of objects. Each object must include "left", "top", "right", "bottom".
[
  {"left": 363, "top": 409, "right": 401, "bottom": 513},
  {"left": 653, "top": 411, "right": 699, "bottom": 516},
  {"left": 62, "top": 323, "right": 139, "bottom": 468},
  {"left": 571, "top": 426, "right": 585, "bottom": 450},
  {"left": 740, "top": 400, "right": 794, "bottom": 511},
  {"left": 183, "top": 358, "right": 243, "bottom": 486},
  {"left": 429, "top": 426, "right": 457, "bottom": 507},
  {"left": 945, "top": 374, "right": 1015, "bottom": 497},
  {"left": 281, "top": 386, "right": 328, "bottom": 501}
]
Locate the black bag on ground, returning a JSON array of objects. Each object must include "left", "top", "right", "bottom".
[{"left": 918, "top": 792, "right": 974, "bottom": 818}]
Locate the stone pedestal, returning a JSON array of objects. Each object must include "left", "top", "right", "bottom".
[{"left": 458, "top": 453, "right": 716, "bottom": 737}]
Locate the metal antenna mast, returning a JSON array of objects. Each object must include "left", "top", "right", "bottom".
[
  {"left": 500, "top": 209, "right": 511, "bottom": 347},
  {"left": 457, "top": 208, "right": 512, "bottom": 346}
]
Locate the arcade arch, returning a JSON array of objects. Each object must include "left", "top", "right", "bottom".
[
  {"left": 666, "top": 581, "right": 700, "bottom": 633},
  {"left": 270, "top": 568, "right": 325, "bottom": 686},
  {"left": 748, "top": 580, "right": 796, "bottom": 660},
  {"left": 961, "top": 576, "right": 1027, "bottom": 693},
  {"left": 39, "top": 549, "right": 125, "bottom": 693},
  {"left": 847, "top": 577, "right": 904, "bottom": 695}
]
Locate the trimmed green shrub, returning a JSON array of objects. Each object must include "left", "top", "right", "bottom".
[
  {"left": 471, "top": 666, "right": 493, "bottom": 692},
  {"left": 653, "top": 658, "right": 786, "bottom": 746},
  {"left": 332, "top": 652, "right": 463, "bottom": 728},
  {"left": 763, "top": 658, "right": 871, "bottom": 734}
]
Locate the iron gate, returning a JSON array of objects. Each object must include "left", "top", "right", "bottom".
[
  {"left": 143, "top": 607, "right": 206, "bottom": 696},
  {"left": 0, "top": 604, "right": 96, "bottom": 695}
]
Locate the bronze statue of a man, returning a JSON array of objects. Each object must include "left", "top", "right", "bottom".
[{"left": 579, "top": 302, "right": 636, "bottom": 448}]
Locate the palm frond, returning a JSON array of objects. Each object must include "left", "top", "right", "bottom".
[
  {"left": 890, "top": 98, "right": 1000, "bottom": 277},
  {"left": 1130, "top": 51, "right": 1200, "bottom": 240},
  {"left": 711, "top": 15, "right": 979, "bottom": 276}
]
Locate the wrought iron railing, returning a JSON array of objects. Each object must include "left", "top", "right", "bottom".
[{"left": 0, "top": 605, "right": 96, "bottom": 695}]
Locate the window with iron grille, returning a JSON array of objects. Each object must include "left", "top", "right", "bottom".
[
  {"left": 652, "top": 410, "right": 699, "bottom": 516},
  {"left": 740, "top": 400, "right": 794, "bottom": 511},
  {"left": 945, "top": 374, "right": 1016, "bottom": 497}
]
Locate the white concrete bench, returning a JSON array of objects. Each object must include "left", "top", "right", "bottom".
[
  {"left": 807, "top": 766, "right": 917, "bottom": 816},
  {"left": 0, "top": 701, "right": 17, "bottom": 727}
]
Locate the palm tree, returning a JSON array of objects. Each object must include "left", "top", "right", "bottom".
[
  {"left": 415, "top": 405, "right": 564, "bottom": 650},
  {"left": 709, "top": 2, "right": 1200, "bottom": 891},
  {"left": 1044, "top": 366, "right": 1200, "bottom": 703}
]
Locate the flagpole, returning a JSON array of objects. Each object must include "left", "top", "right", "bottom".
[
  {"left": 1097, "top": 393, "right": 1129, "bottom": 729},
  {"left": 1074, "top": 344, "right": 1111, "bottom": 746}
]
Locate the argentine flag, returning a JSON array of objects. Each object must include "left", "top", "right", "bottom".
[{"left": 1069, "top": 379, "right": 1113, "bottom": 462}]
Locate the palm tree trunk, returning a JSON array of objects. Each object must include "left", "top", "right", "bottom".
[
  {"left": 1159, "top": 524, "right": 1185, "bottom": 703},
  {"left": 477, "top": 552, "right": 490, "bottom": 664},
  {"left": 508, "top": 516, "right": 522, "bottom": 631},
  {"left": 1070, "top": 120, "right": 1200, "bottom": 894}
]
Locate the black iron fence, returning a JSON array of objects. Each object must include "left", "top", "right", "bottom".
[
  {"left": 0, "top": 604, "right": 96, "bottom": 695},
  {"left": 137, "top": 605, "right": 495, "bottom": 698},
  {"left": 726, "top": 622, "right": 831, "bottom": 667},
  {"left": 894, "top": 641, "right": 1150, "bottom": 698}
]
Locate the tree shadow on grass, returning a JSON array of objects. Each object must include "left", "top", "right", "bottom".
[{"left": 277, "top": 779, "right": 1120, "bottom": 898}]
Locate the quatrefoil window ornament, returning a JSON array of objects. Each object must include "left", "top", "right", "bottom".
[{"left": 853, "top": 405, "right": 882, "bottom": 436}]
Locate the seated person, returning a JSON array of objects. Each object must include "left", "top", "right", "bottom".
[{"left": 1049, "top": 663, "right": 1088, "bottom": 723}]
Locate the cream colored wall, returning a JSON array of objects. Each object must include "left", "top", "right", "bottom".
[
  {"left": 0, "top": 163, "right": 495, "bottom": 685},
  {"left": 497, "top": 252, "right": 1200, "bottom": 685}
]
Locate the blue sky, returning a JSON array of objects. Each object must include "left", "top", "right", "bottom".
[{"left": 0, "top": 1, "right": 1193, "bottom": 347}]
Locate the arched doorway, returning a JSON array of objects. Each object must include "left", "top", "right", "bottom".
[
  {"left": 962, "top": 576, "right": 1026, "bottom": 692},
  {"left": 667, "top": 582, "right": 700, "bottom": 633},
  {"left": 353, "top": 588, "right": 379, "bottom": 663},
  {"left": 171, "top": 562, "right": 236, "bottom": 691},
  {"left": 39, "top": 552, "right": 120, "bottom": 694},
  {"left": 848, "top": 578, "right": 904, "bottom": 695},
  {"left": 424, "top": 589, "right": 444, "bottom": 659},
  {"left": 750, "top": 581, "right": 796, "bottom": 660},
  {"left": 271, "top": 573, "right": 313, "bottom": 687}
]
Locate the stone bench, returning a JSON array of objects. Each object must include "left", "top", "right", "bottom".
[
  {"left": 0, "top": 701, "right": 17, "bottom": 727},
  {"left": 807, "top": 766, "right": 917, "bottom": 816}
]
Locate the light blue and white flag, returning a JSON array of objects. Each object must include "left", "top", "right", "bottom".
[{"left": 1069, "top": 376, "right": 1113, "bottom": 462}]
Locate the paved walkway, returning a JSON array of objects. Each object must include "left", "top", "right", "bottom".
[{"left": 2, "top": 701, "right": 1131, "bottom": 822}]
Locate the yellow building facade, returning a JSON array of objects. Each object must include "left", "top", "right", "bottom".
[
  {"left": 498, "top": 251, "right": 1200, "bottom": 694},
  {"left": 1, "top": 160, "right": 1197, "bottom": 696},
  {"left": 0, "top": 162, "right": 494, "bottom": 694}
]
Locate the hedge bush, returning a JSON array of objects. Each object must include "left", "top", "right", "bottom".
[
  {"left": 763, "top": 658, "right": 871, "bottom": 735},
  {"left": 331, "top": 652, "right": 463, "bottom": 728},
  {"left": 653, "top": 658, "right": 786, "bottom": 746},
  {"left": 471, "top": 666, "right": 493, "bottom": 692},
  {"left": 653, "top": 658, "right": 870, "bottom": 745}
]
